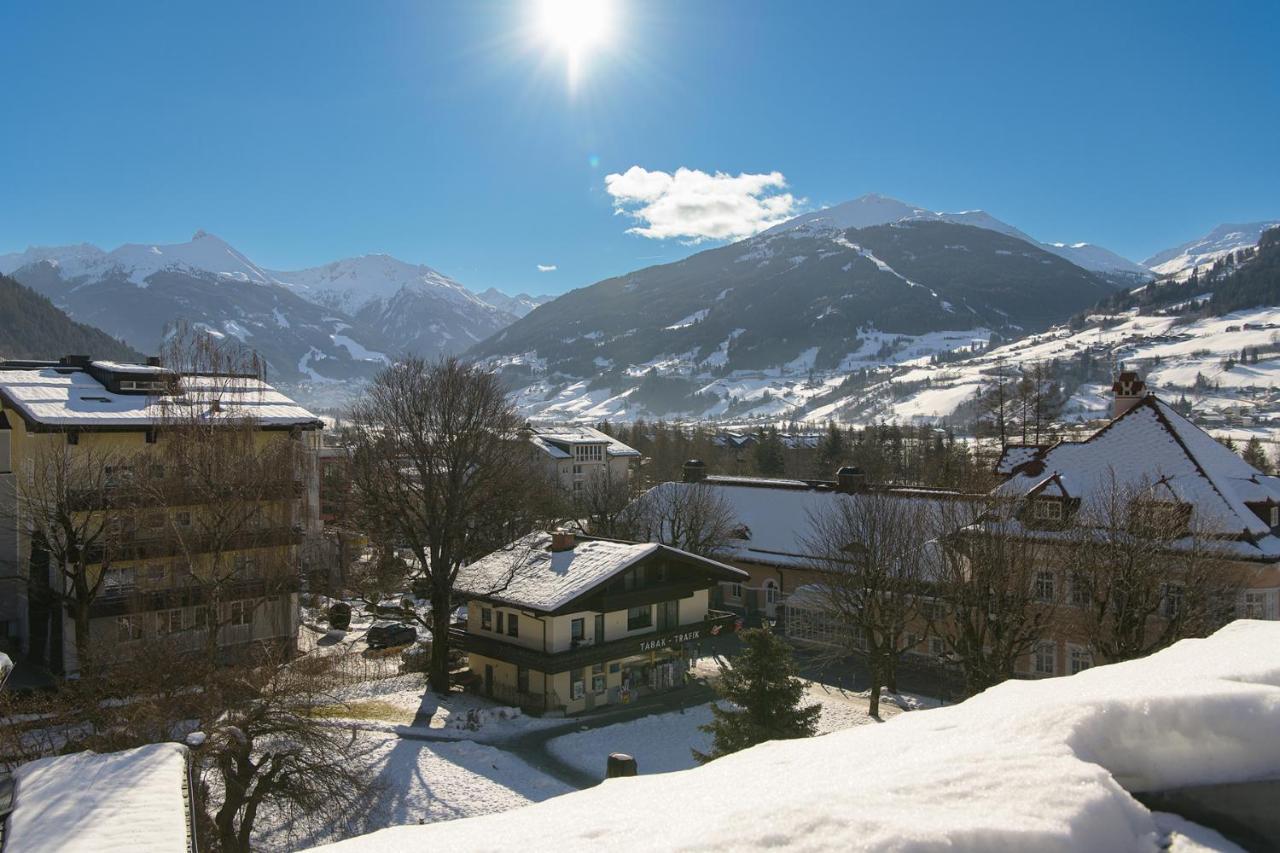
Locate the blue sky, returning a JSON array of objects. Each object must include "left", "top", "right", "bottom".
[{"left": 1, "top": 0, "right": 1277, "bottom": 296}]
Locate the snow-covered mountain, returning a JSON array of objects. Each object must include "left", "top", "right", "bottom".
[
  {"left": 766, "top": 194, "right": 1153, "bottom": 280},
  {"left": 477, "top": 288, "right": 552, "bottom": 319},
  {"left": 1143, "top": 221, "right": 1280, "bottom": 277},
  {"left": 0, "top": 232, "right": 523, "bottom": 399}
]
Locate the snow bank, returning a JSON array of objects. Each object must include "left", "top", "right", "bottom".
[
  {"left": 8, "top": 742, "right": 189, "bottom": 853},
  {"left": 309, "top": 621, "right": 1280, "bottom": 852}
]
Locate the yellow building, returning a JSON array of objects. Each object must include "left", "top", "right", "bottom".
[
  {"left": 0, "top": 355, "right": 322, "bottom": 675},
  {"left": 452, "top": 530, "right": 746, "bottom": 715}
]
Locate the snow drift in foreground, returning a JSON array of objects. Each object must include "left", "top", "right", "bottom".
[{"left": 311, "top": 621, "right": 1280, "bottom": 852}]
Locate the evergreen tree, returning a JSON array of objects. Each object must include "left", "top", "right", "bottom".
[
  {"left": 694, "top": 629, "right": 820, "bottom": 763},
  {"left": 1243, "top": 437, "right": 1270, "bottom": 473},
  {"left": 754, "top": 428, "right": 786, "bottom": 477},
  {"left": 814, "top": 421, "right": 846, "bottom": 476}
]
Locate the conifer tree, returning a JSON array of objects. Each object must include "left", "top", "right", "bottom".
[
  {"left": 1243, "top": 437, "right": 1270, "bottom": 473},
  {"left": 754, "top": 428, "right": 786, "bottom": 477},
  {"left": 694, "top": 629, "right": 820, "bottom": 763}
]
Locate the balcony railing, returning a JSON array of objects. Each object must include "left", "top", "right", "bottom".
[
  {"left": 88, "top": 574, "right": 300, "bottom": 618},
  {"left": 450, "top": 609, "right": 738, "bottom": 674},
  {"left": 67, "top": 479, "right": 305, "bottom": 512},
  {"left": 85, "top": 526, "right": 304, "bottom": 564}
]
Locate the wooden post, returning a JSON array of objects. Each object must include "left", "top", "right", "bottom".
[{"left": 606, "top": 753, "right": 637, "bottom": 778}]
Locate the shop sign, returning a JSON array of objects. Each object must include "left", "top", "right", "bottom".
[{"left": 640, "top": 629, "right": 702, "bottom": 651}]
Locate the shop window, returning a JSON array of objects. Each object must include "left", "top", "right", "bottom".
[
  {"left": 481, "top": 607, "right": 492, "bottom": 630},
  {"left": 627, "top": 605, "right": 652, "bottom": 631},
  {"left": 507, "top": 614, "right": 519, "bottom": 638},
  {"left": 592, "top": 675, "right": 606, "bottom": 694},
  {"left": 608, "top": 662, "right": 621, "bottom": 674},
  {"left": 571, "top": 669, "right": 585, "bottom": 700}
]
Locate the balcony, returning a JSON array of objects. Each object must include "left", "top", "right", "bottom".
[
  {"left": 450, "top": 609, "right": 739, "bottom": 674},
  {"left": 67, "top": 479, "right": 304, "bottom": 512},
  {"left": 85, "top": 526, "right": 304, "bottom": 564},
  {"left": 88, "top": 573, "right": 301, "bottom": 618}
]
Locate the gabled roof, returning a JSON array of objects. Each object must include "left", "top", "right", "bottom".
[
  {"left": 994, "top": 394, "right": 1280, "bottom": 543},
  {"left": 528, "top": 424, "right": 641, "bottom": 458},
  {"left": 454, "top": 531, "right": 746, "bottom": 613}
]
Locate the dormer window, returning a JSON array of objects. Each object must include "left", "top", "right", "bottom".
[{"left": 1033, "top": 499, "right": 1063, "bottom": 522}]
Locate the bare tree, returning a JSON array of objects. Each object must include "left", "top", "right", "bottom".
[
  {"left": 571, "top": 463, "right": 636, "bottom": 538},
  {"left": 620, "top": 481, "right": 739, "bottom": 557},
  {"left": 8, "top": 439, "right": 138, "bottom": 671},
  {"left": 937, "top": 498, "right": 1059, "bottom": 695},
  {"left": 346, "top": 357, "right": 547, "bottom": 692},
  {"left": 198, "top": 652, "right": 371, "bottom": 853},
  {"left": 803, "top": 492, "right": 936, "bottom": 718},
  {"left": 1063, "top": 471, "right": 1243, "bottom": 663}
]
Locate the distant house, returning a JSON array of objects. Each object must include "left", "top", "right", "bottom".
[
  {"left": 451, "top": 530, "right": 745, "bottom": 715},
  {"left": 523, "top": 424, "right": 640, "bottom": 495},
  {"left": 3, "top": 742, "right": 196, "bottom": 852}
]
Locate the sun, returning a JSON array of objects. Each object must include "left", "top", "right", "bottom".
[{"left": 535, "top": 0, "right": 616, "bottom": 89}]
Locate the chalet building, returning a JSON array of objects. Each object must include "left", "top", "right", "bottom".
[
  {"left": 967, "top": 371, "right": 1280, "bottom": 676},
  {"left": 644, "top": 462, "right": 982, "bottom": 626},
  {"left": 451, "top": 529, "right": 746, "bottom": 715},
  {"left": 0, "top": 356, "right": 322, "bottom": 675},
  {"left": 523, "top": 424, "right": 640, "bottom": 495}
]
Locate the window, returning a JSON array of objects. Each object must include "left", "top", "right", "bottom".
[
  {"left": 176, "top": 511, "right": 191, "bottom": 528},
  {"left": 571, "top": 669, "right": 585, "bottom": 700},
  {"left": 572, "top": 464, "right": 583, "bottom": 476},
  {"left": 592, "top": 675, "right": 607, "bottom": 694},
  {"left": 1161, "top": 583, "right": 1183, "bottom": 619},
  {"left": 507, "top": 614, "right": 519, "bottom": 638},
  {"left": 117, "top": 615, "right": 143, "bottom": 642},
  {"left": 764, "top": 580, "right": 779, "bottom": 605},
  {"left": 480, "top": 607, "right": 492, "bottom": 630},
  {"left": 727, "top": 582, "right": 743, "bottom": 601},
  {"left": 1033, "top": 499, "right": 1063, "bottom": 521},
  {"left": 1033, "top": 642, "right": 1056, "bottom": 676},
  {"left": 104, "top": 566, "right": 135, "bottom": 594},
  {"left": 157, "top": 609, "right": 183, "bottom": 635},
  {"left": 574, "top": 444, "right": 603, "bottom": 462},
  {"left": 627, "top": 605, "right": 652, "bottom": 631},
  {"left": 929, "top": 636, "right": 947, "bottom": 658},
  {"left": 1271, "top": 506, "right": 1279, "bottom": 527},
  {"left": 517, "top": 666, "right": 530, "bottom": 694},
  {"left": 571, "top": 618, "right": 585, "bottom": 643},
  {"left": 1069, "top": 646, "right": 1092, "bottom": 675},
  {"left": 592, "top": 661, "right": 604, "bottom": 675},
  {"left": 496, "top": 611, "right": 505, "bottom": 634},
  {"left": 228, "top": 600, "right": 252, "bottom": 626},
  {"left": 1243, "top": 591, "right": 1267, "bottom": 619},
  {"left": 66, "top": 430, "right": 80, "bottom": 446},
  {"left": 1034, "top": 570, "right": 1056, "bottom": 603},
  {"left": 1069, "top": 571, "right": 1091, "bottom": 607},
  {"left": 594, "top": 613, "right": 605, "bottom": 643}
]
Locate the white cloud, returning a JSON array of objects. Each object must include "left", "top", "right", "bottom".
[
  {"left": 536, "top": 263, "right": 558, "bottom": 272},
  {"left": 604, "top": 166, "right": 800, "bottom": 242}
]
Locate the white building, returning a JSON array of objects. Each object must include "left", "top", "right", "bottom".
[{"left": 524, "top": 424, "right": 640, "bottom": 495}]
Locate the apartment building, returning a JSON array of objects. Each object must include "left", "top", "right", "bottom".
[
  {"left": 451, "top": 529, "right": 746, "bottom": 715},
  {"left": 0, "top": 356, "right": 322, "bottom": 675},
  {"left": 524, "top": 424, "right": 640, "bottom": 495}
]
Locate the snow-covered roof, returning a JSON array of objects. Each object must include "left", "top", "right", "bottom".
[
  {"left": 454, "top": 532, "right": 745, "bottom": 612},
  {"left": 0, "top": 365, "right": 321, "bottom": 429},
  {"left": 7, "top": 742, "right": 191, "bottom": 853},
  {"left": 308, "top": 620, "right": 1280, "bottom": 852},
  {"left": 993, "top": 395, "right": 1280, "bottom": 546},
  {"left": 994, "top": 443, "right": 1050, "bottom": 475},
  {"left": 527, "top": 425, "right": 640, "bottom": 458},
  {"left": 640, "top": 478, "right": 978, "bottom": 568}
]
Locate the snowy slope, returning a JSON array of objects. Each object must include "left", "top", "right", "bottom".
[
  {"left": 477, "top": 287, "right": 553, "bottom": 319},
  {"left": 1143, "top": 222, "right": 1280, "bottom": 277},
  {"left": 765, "top": 193, "right": 1152, "bottom": 278},
  {"left": 310, "top": 620, "right": 1280, "bottom": 852},
  {"left": 270, "top": 254, "right": 484, "bottom": 314}
]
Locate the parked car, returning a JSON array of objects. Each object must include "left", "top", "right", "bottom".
[{"left": 366, "top": 622, "right": 416, "bottom": 650}]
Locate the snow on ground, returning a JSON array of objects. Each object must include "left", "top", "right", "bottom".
[
  {"left": 309, "top": 621, "right": 1280, "bottom": 853},
  {"left": 544, "top": 672, "right": 909, "bottom": 783},
  {"left": 254, "top": 731, "right": 574, "bottom": 852}
]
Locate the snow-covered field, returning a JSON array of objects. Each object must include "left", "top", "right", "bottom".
[{"left": 254, "top": 731, "right": 574, "bottom": 851}]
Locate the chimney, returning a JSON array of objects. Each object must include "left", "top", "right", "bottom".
[
  {"left": 549, "top": 529, "right": 576, "bottom": 553},
  {"left": 1111, "top": 371, "right": 1147, "bottom": 419},
  {"left": 682, "top": 459, "right": 707, "bottom": 483},
  {"left": 835, "top": 466, "right": 866, "bottom": 494}
]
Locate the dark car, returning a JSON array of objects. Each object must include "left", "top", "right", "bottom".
[{"left": 366, "top": 622, "right": 416, "bottom": 650}]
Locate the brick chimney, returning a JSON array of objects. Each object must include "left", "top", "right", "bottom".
[
  {"left": 549, "top": 529, "right": 576, "bottom": 552},
  {"left": 682, "top": 459, "right": 707, "bottom": 483},
  {"left": 835, "top": 466, "right": 866, "bottom": 494},
  {"left": 1111, "top": 371, "right": 1147, "bottom": 419}
]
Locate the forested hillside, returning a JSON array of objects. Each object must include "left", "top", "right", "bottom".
[{"left": 0, "top": 273, "right": 143, "bottom": 362}]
